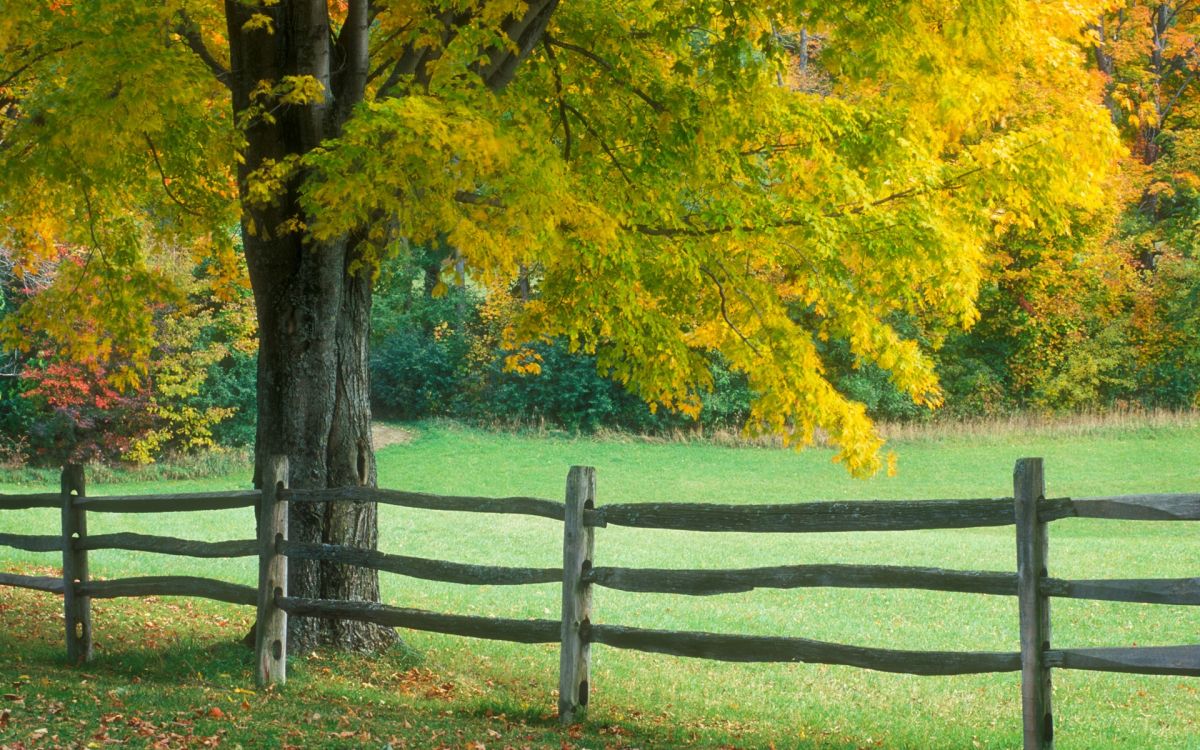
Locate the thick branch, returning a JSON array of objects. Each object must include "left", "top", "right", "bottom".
[
  {"left": 175, "top": 10, "right": 230, "bottom": 88},
  {"left": 333, "top": 0, "right": 371, "bottom": 121},
  {"left": 477, "top": 0, "right": 561, "bottom": 90}
]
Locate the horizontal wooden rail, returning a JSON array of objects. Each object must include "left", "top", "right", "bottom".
[
  {"left": 276, "top": 597, "right": 561, "bottom": 644},
  {"left": 0, "top": 532, "right": 63, "bottom": 552},
  {"left": 596, "top": 498, "right": 1074, "bottom": 533},
  {"left": 1043, "top": 577, "right": 1199, "bottom": 606},
  {"left": 0, "top": 572, "right": 65, "bottom": 593},
  {"left": 587, "top": 564, "right": 1018, "bottom": 596},
  {"left": 80, "top": 576, "right": 257, "bottom": 606},
  {"left": 586, "top": 623, "right": 1022, "bottom": 675},
  {"left": 281, "top": 487, "right": 607, "bottom": 526},
  {"left": 75, "top": 491, "right": 260, "bottom": 513},
  {"left": 279, "top": 541, "right": 562, "bottom": 586},
  {"left": 1042, "top": 494, "right": 1200, "bottom": 522},
  {"left": 0, "top": 493, "right": 60, "bottom": 510},
  {"left": 1045, "top": 645, "right": 1200, "bottom": 676},
  {"left": 79, "top": 533, "right": 257, "bottom": 558}
]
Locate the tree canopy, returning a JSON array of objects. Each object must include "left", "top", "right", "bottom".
[{"left": 1, "top": 1, "right": 1119, "bottom": 476}]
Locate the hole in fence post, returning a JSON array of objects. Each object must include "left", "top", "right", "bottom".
[
  {"left": 75, "top": 622, "right": 83, "bottom": 639},
  {"left": 272, "top": 640, "right": 282, "bottom": 660},
  {"left": 580, "top": 680, "right": 589, "bottom": 706}
]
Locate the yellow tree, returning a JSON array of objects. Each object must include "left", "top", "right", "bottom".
[{"left": 0, "top": 0, "right": 1117, "bottom": 650}]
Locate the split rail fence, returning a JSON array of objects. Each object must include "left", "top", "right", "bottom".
[{"left": 0, "top": 456, "right": 1197, "bottom": 750}]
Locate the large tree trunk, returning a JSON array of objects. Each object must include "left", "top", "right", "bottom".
[
  {"left": 222, "top": 0, "right": 558, "bottom": 652},
  {"left": 226, "top": 0, "right": 394, "bottom": 653}
]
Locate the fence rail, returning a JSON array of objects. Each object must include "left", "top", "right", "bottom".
[{"left": 1, "top": 457, "right": 1196, "bottom": 750}]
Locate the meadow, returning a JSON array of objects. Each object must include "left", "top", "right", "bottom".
[{"left": 1, "top": 420, "right": 1197, "bottom": 749}]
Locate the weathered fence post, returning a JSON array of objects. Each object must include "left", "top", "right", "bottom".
[
  {"left": 256, "top": 455, "right": 289, "bottom": 687},
  {"left": 559, "top": 465, "right": 596, "bottom": 724},
  {"left": 60, "top": 464, "right": 91, "bottom": 664},
  {"left": 1015, "top": 457, "right": 1052, "bottom": 749}
]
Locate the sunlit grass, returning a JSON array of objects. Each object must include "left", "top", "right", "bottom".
[{"left": 1, "top": 419, "right": 1197, "bottom": 748}]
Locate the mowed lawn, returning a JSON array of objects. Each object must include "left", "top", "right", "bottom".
[{"left": 1, "top": 421, "right": 1197, "bottom": 749}]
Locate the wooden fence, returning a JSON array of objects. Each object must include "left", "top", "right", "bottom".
[{"left": 1, "top": 456, "right": 1197, "bottom": 750}]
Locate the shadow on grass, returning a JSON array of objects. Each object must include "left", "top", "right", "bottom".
[{"left": 0, "top": 588, "right": 930, "bottom": 750}]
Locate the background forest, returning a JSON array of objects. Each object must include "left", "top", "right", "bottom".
[{"left": 1, "top": 1, "right": 1199, "bottom": 468}]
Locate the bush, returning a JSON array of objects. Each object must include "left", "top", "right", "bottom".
[{"left": 198, "top": 349, "right": 258, "bottom": 447}]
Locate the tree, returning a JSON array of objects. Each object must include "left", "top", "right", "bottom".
[
  {"left": 0, "top": 0, "right": 1118, "bottom": 650},
  {"left": 1091, "top": 2, "right": 1200, "bottom": 406}
]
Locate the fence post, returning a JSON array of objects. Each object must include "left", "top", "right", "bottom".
[
  {"left": 256, "top": 455, "right": 289, "bottom": 687},
  {"left": 1015, "top": 457, "right": 1052, "bottom": 750},
  {"left": 559, "top": 465, "right": 596, "bottom": 724},
  {"left": 60, "top": 464, "right": 91, "bottom": 664}
]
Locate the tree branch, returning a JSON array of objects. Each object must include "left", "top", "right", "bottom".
[
  {"left": 545, "top": 35, "right": 665, "bottom": 113},
  {"left": 562, "top": 101, "right": 634, "bottom": 185},
  {"left": 175, "top": 9, "right": 230, "bottom": 89},
  {"left": 543, "top": 39, "right": 572, "bottom": 161},
  {"left": 630, "top": 145, "right": 1037, "bottom": 239},
  {"left": 477, "top": 0, "right": 561, "bottom": 91},
  {"left": 365, "top": 23, "right": 415, "bottom": 86},
  {"left": 144, "top": 133, "right": 201, "bottom": 217},
  {"left": 698, "top": 265, "right": 761, "bottom": 356},
  {"left": 333, "top": 0, "right": 371, "bottom": 121},
  {"left": 0, "top": 42, "right": 83, "bottom": 92}
]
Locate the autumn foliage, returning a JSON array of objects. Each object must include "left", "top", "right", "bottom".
[{"left": 0, "top": 0, "right": 1196, "bottom": 474}]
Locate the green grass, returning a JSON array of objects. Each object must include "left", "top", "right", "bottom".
[{"left": 1, "top": 420, "right": 1198, "bottom": 749}]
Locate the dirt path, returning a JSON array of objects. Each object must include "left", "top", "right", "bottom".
[{"left": 371, "top": 423, "right": 415, "bottom": 449}]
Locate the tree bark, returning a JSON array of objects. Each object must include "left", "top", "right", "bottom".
[
  {"left": 226, "top": 0, "right": 392, "bottom": 652},
  {"left": 222, "top": 0, "right": 559, "bottom": 652}
]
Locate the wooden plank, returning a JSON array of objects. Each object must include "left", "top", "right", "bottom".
[
  {"left": 1046, "top": 645, "right": 1200, "bottom": 677},
  {"left": 1067, "top": 494, "right": 1200, "bottom": 521},
  {"left": 559, "top": 466, "right": 595, "bottom": 724},
  {"left": 81, "top": 533, "right": 257, "bottom": 558},
  {"left": 0, "top": 533, "right": 63, "bottom": 552},
  {"left": 1044, "top": 577, "right": 1200, "bottom": 606},
  {"left": 1015, "top": 458, "right": 1052, "bottom": 750},
  {"left": 596, "top": 497, "right": 1071, "bottom": 533},
  {"left": 276, "top": 596, "right": 561, "bottom": 644},
  {"left": 587, "top": 564, "right": 1018, "bottom": 596},
  {"left": 586, "top": 623, "right": 1021, "bottom": 675},
  {"left": 76, "top": 490, "right": 259, "bottom": 513},
  {"left": 0, "top": 572, "right": 65, "bottom": 593},
  {"left": 279, "top": 540, "right": 560, "bottom": 586},
  {"left": 282, "top": 486, "right": 607, "bottom": 527},
  {"left": 0, "top": 493, "right": 61, "bottom": 510},
  {"left": 61, "top": 465, "right": 91, "bottom": 664},
  {"left": 256, "top": 456, "right": 288, "bottom": 688},
  {"left": 81, "top": 576, "right": 257, "bottom": 606}
]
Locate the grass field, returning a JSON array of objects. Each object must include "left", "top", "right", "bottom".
[{"left": 1, "top": 420, "right": 1197, "bottom": 749}]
